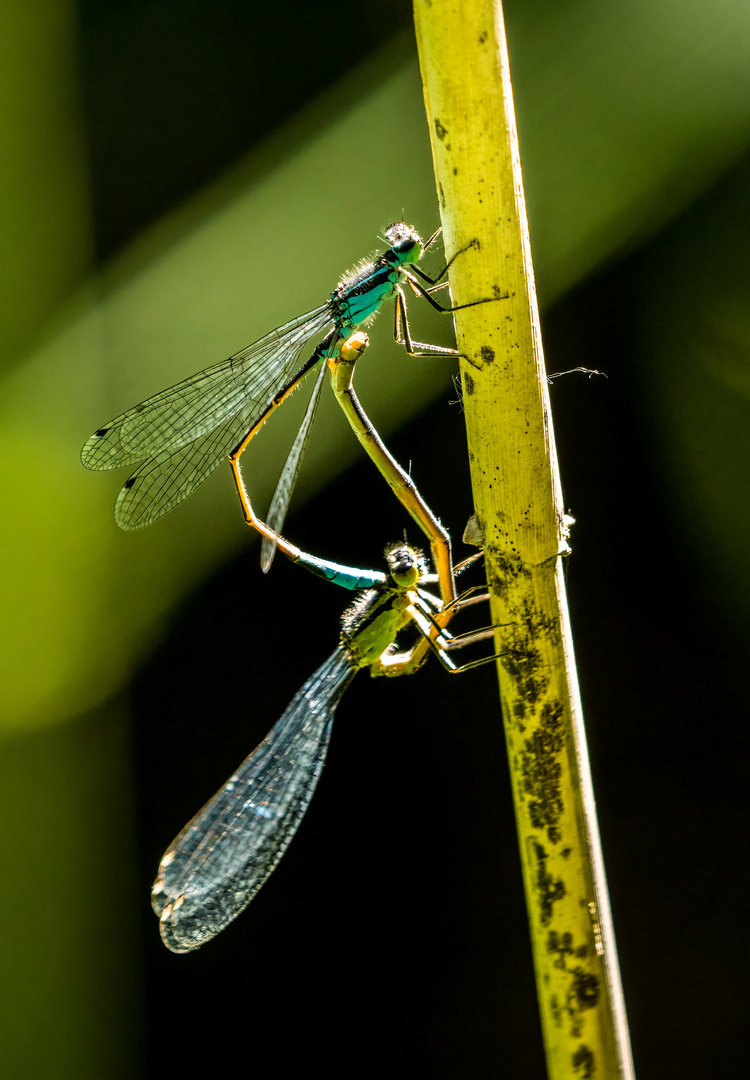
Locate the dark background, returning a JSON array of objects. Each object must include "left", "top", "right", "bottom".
[{"left": 3, "top": 1, "right": 750, "bottom": 1077}]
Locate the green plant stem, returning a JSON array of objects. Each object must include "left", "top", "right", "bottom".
[{"left": 413, "top": 2, "right": 636, "bottom": 1077}]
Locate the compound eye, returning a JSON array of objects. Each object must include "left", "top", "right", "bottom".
[
  {"left": 384, "top": 222, "right": 420, "bottom": 249},
  {"left": 391, "top": 565, "right": 419, "bottom": 589},
  {"left": 387, "top": 544, "right": 421, "bottom": 588}
]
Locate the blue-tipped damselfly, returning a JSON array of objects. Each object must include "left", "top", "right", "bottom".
[{"left": 82, "top": 223, "right": 485, "bottom": 536}]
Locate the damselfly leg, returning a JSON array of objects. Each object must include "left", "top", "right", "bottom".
[
  {"left": 82, "top": 222, "right": 497, "bottom": 537},
  {"left": 152, "top": 540, "right": 502, "bottom": 953},
  {"left": 258, "top": 233, "right": 495, "bottom": 569}
]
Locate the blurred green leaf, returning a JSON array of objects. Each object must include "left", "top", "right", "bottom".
[
  {"left": 6, "top": 2, "right": 750, "bottom": 731},
  {"left": 3, "top": 3, "right": 750, "bottom": 1073}
]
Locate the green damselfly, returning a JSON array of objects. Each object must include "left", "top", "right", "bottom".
[
  {"left": 152, "top": 539, "right": 495, "bottom": 953},
  {"left": 152, "top": 384, "right": 498, "bottom": 952},
  {"left": 82, "top": 223, "right": 482, "bottom": 538}
]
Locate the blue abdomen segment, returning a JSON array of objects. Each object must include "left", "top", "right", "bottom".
[{"left": 296, "top": 552, "right": 387, "bottom": 591}]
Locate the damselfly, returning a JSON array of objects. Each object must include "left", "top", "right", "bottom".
[
  {"left": 82, "top": 223, "right": 482, "bottom": 536},
  {"left": 250, "top": 331, "right": 458, "bottom": 608},
  {"left": 152, "top": 540, "right": 496, "bottom": 953}
]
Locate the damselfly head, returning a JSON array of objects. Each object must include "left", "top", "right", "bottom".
[
  {"left": 384, "top": 222, "right": 423, "bottom": 262},
  {"left": 385, "top": 542, "right": 426, "bottom": 589}
]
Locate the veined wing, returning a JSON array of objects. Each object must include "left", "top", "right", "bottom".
[
  {"left": 113, "top": 394, "right": 270, "bottom": 528},
  {"left": 260, "top": 354, "right": 330, "bottom": 572},
  {"left": 81, "top": 304, "right": 332, "bottom": 471},
  {"left": 152, "top": 647, "right": 356, "bottom": 954}
]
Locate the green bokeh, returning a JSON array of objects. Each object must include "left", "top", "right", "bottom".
[{"left": 3, "top": 0, "right": 750, "bottom": 1074}]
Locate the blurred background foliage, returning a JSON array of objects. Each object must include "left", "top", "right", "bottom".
[{"left": 1, "top": 1, "right": 749, "bottom": 1077}]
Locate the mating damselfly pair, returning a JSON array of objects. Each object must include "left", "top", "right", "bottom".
[
  {"left": 83, "top": 223, "right": 500, "bottom": 952},
  {"left": 81, "top": 222, "right": 485, "bottom": 561}
]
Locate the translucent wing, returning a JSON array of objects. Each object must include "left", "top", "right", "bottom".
[
  {"left": 260, "top": 356, "right": 329, "bottom": 572},
  {"left": 81, "top": 304, "right": 333, "bottom": 527},
  {"left": 152, "top": 647, "right": 356, "bottom": 953},
  {"left": 114, "top": 401, "right": 262, "bottom": 529}
]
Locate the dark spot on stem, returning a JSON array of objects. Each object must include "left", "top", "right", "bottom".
[
  {"left": 572, "top": 1044, "right": 595, "bottom": 1079},
  {"left": 522, "top": 700, "right": 565, "bottom": 842},
  {"left": 572, "top": 970, "right": 600, "bottom": 1010},
  {"left": 531, "top": 841, "right": 566, "bottom": 924}
]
